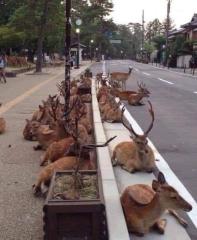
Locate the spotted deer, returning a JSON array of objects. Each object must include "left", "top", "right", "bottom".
[
  {"left": 112, "top": 102, "right": 156, "bottom": 173},
  {"left": 121, "top": 172, "right": 192, "bottom": 236}
]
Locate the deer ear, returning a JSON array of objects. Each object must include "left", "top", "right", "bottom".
[
  {"left": 152, "top": 180, "right": 160, "bottom": 191},
  {"left": 158, "top": 172, "right": 166, "bottom": 185}
]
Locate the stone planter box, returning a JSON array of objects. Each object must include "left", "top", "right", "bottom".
[{"left": 43, "top": 170, "right": 108, "bottom": 240}]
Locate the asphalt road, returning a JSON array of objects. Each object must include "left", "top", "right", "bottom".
[{"left": 91, "top": 60, "right": 197, "bottom": 238}]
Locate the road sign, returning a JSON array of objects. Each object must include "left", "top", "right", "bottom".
[{"left": 110, "top": 39, "right": 122, "bottom": 44}]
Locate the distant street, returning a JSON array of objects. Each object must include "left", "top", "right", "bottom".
[{"left": 91, "top": 59, "right": 197, "bottom": 221}]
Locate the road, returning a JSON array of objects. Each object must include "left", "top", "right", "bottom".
[{"left": 91, "top": 59, "right": 197, "bottom": 238}]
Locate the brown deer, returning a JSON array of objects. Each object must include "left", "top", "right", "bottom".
[
  {"left": 112, "top": 102, "right": 156, "bottom": 173},
  {"left": 110, "top": 67, "right": 133, "bottom": 90},
  {"left": 33, "top": 156, "right": 95, "bottom": 195},
  {"left": 0, "top": 117, "right": 6, "bottom": 134},
  {"left": 121, "top": 172, "right": 192, "bottom": 236},
  {"left": 128, "top": 82, "right": 150, "bottom": 106},
  {"left": 40, "top": 136, "right": 75, "bottom": 166}
]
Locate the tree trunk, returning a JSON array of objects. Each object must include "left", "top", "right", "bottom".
[{"left": 35, "top": 0, "right": 49, "bottom": 73}]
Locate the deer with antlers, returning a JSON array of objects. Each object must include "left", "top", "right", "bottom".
[
  {"left": 128, "top": 82, "right": 150, "bottom": 106},
  {"left": 112, "top": 102, "right": 156, "bottom": 173},
  {"left": 121, "top": 172, "right": 192, "bottom": 236},
  {"left": 110, "top": 67, "right": 133, "bottom": 90},
  {"left": 110, "top": 82, "right": 150, "bottom": 105}
]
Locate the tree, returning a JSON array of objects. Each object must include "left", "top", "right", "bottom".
[
  {"left": 145, "top": 19, "right": 163, "bottom": 42},
  {"left": 9, "top": 0, "right": 64, "bottom": 71}
]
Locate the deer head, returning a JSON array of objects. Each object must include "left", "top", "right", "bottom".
[
  {"left": 137, "top": 82, "right": 150, "bottom": 97},
  {"left": 121, "top": 101, "right": 154, "bottom": 154},
  {"left": 152, "top": 172, "right": 192, "bottom": 212}
]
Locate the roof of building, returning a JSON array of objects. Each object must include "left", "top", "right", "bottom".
[{"left": 181, "top": 13, "right": 197, "bottom": 28}]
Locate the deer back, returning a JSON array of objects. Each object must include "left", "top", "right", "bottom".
[{"left": 0, "top": 117, "right": 6, "bottom": 134}]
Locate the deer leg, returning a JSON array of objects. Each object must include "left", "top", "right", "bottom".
[
  {"left": 33, "top": 144, "right": 43, "bottom": 151},
  {"left": 111, "top": 151, "right": 117, "bottom": 166},
  {"left": 168, "top": 209, "right": 188, "bottom": 228},
  {"left": 122, "top": 161, "right": 136, "bottom": 173},
  {"left": 154, "top": 218, "right": 167, "bottom": 234}
]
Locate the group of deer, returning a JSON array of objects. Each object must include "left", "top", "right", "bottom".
[
  {"left": 0, "top": 103, "right": 6, "bottom": 134},
  {"left": 23, "top": 75, "right": 95, "bottom": 196},
  {"left": 96, "top": 70, "right": 192, "bottom": 236}
]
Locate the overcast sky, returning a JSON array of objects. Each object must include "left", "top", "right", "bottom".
[{"left": 111, "top": 0, "right": 197, "bottom": 28}]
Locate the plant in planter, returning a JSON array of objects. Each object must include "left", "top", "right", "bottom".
[{"left": 43, "top": 136, "right": 116, "bottom": 240}]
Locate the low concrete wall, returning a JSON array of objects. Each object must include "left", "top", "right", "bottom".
[{"left": 92, "top": 78, "right": 130, "bottom": 240}]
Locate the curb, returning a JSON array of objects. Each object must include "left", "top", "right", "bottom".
[{"left": 92, "top": 78, "right": 130, "bottom": 240}]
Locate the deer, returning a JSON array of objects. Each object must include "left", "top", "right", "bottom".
[
  {"left": 128, "top": 82, "right": 150, "bottom": 106},
  {"left": 33, "top": 156, "right": 96, "bottom": 196},
  {"left": 40, "top": 136, "right": 75, "bottom": 166},
  {"left": 112, "top": 102, "right": 156, "bottom": 173},
  {"left": 0, "top": 117, "right": 6, "bottom": 134},
  {"left": 110, "top": 82, "right": 150, "bottom": 103},
  {"left": 110, "top": 66, "right": 133, "bottom": 90},
  {"left": 0, "top": 103, "right": 6, "bottom": 134},
  {"left": 121, "top": 172, "right": 192, "bottom": 236}
]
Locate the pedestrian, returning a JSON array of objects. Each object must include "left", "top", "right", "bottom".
[{"left": 0, "top": 55, "right": 7, "bottom": 83}]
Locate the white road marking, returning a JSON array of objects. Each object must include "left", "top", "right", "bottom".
[
  {"left": 102, "top": 60, "right": 107, "bottom": 77},
  {"left": 142, "top": 72, "right": 151, "bottom": 76},
  {"left": 194, "top": 92, "right": 197, "bottom": 94},
  {"left": 116, "top": 101, "right": 197, "bottom": 228},
  {"left": 134, "top": 68, "right": 139, "bottom": 72},
  {"left": 158, "top": 77, "right": 174, "bottom": 85}
]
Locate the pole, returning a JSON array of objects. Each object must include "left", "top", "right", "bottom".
[
  {"left": 90, "top": 44, "right": 92, "bottom": 62},
  {"left": 166, "top": 0, "right": 171, "bottom": 65},
  {"left": 77, "top": 32, "right": 80, "bottom": 68},
  {"left": 142, "top": 9, "right": 145, "bottom": 51},
  {"left": 64, "top": 0, "right": 71, "bottom": 117}
]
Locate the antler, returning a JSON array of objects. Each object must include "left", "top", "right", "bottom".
[
  {"left": 144, "top": 101, "right": 155, "bottom": 136},
  {"left": 121, "top": 106, "right": 138, "bottom": 137}
]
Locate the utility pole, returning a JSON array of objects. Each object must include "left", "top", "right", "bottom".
[
  {"left": 166, "top": 0, "right": 172, "bottom": 65},
  {"left": 64, "top": 0, "right": 71, "bottom": 116},
  {"left": 142, "top": 9, "right": 145, "bottom": 50}
]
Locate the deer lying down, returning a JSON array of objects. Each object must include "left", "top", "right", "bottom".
[
  {"left": 33, "top": 156, "right": 95, "bottom": 195},
  {"left": 40, "top": 137, "right": 75, "bottom": 166},
  {"left": 0, "top": 117, "right": 6, "bottom": 134},
  {"left": 112, "top": 102, "right": 156, "bottom": 173},
  {"left": 121, "top": 172, "right": 192, "bottom": 236}
]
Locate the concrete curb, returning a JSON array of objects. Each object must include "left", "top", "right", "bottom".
[{"left": 92, "top": 78, "right": 130, "bottom": 240}]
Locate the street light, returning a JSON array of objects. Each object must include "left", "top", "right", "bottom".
[
  {"left": 76, "top": 28, "right": 80, "bottom": 69},
  {"left": 61, "top": 0, "right": 72, "bottom": 117},
  {"left": 90, "top": 39, "right": 94, "bottom": 62}
]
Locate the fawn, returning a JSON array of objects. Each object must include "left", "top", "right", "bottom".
[
  {"left": 121, "top": 172, "right": 192, "bottom": 236},
  {"left": 112, "top": 102, "right": 156, "bottom": 173}
]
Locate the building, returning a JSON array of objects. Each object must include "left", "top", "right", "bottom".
[{"left": 168, "top": 14, "right": 197, "bottom": 68}]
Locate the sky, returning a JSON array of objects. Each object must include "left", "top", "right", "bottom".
[{"left": 111, "top": 0, "right": 197, "bottom": 28}]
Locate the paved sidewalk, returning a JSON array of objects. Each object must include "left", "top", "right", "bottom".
[
  {"left": 0, "top": 62, "right": 91, "bottom": 240},
  {"left": 149, "top": 63, "right": 197, "bottom": 77}
]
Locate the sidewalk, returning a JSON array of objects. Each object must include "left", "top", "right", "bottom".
[
  {"left": 0, "top": 61, "right": 91, "bottom": 240},
  {"left": 149, "top": 62, "right": 197, "bottom": 77}
]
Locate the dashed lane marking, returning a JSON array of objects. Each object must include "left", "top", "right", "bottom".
[
  {"left": 158, "top": 77, "right": 174, "bottom": 85},
  {"left": 142, "top": 72, "right": 151, "bottom": 76}
]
